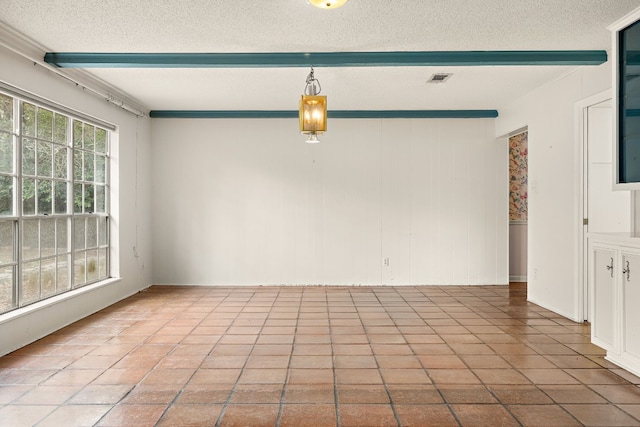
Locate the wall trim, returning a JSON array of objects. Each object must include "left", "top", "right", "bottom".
[
  {"left": 509, "top": 275, "right": 527, "bottom": 282},
  {"left": 44, "top": 50, "right": 608, "bottom": 68},
  {"left": 150, "top": 110, "right": 499, "bottom": 119}
]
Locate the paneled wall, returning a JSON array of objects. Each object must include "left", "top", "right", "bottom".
[{"left": 151, "top": 118, "right": 508, "bottom": 286}]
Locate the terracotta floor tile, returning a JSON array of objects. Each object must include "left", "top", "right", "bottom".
[
  {"left": 37, "top": 404, "right": 112, "bottom": 427},
  {"left": 337, "top": 384, "right": 389, "bottom": 404},
  {"left": 140, "top": 368, "right": 195, "bottom": 386},
  {"left": 590, "top": 384, "right": 640, "bottom": 404},
  {"left": 451, "top": 404, "right": 520, "bottom": 427},
  {"left": 335, "top": 368, "right": 384, "bottom": 384},
  {"left": 157, "top": 403, "right": 223, "bottom": 426},
  {"left": 339, "top": 404, "right": 398, "bottom": 427},
  {"left": 67, "top": 384, "right": 133, "bottom": 404},
  {"left": 380, "top": 368, "right": 431, "bottom": 384},
  {"left": 472, "top": 368, "right": 531, "bottom": 385},
  {"left": 418, "top": 355, "right": 466, "bottom": 369},
  {"left": 427, "top": 368, "right": 481, "bottom": 384},
  {"left": 201, "top": 355, "right": 248, "bottom": 369},
  {"left": 92, "top": 368, "right": 148, "bottom": 385},
  {"left": 562, "top": 404, "right": 640, "bottom": 426},
  {"left": 188, "top": 368, "right": 242, "bottom": 385},
  {"left": 376, "top": 355, "right": 422, "bottom": 368},
  {"left": 508, "top": 404, "right": 581, "bottom": 427},
  {"left": 410, "top": 344, "right": 454, "bottom": 355},
  {"left": 289, "top": 355, "right": 333, "bottom": 369},
  {"left": 42, "top": 368, "right": 104, "bottom": 386},
  {"left": 333, "top": 344, "right": 373, "bottom": 355},
  {"left": 122, "top": 384, "right": 182, "bottom": 404},
  {"left": 13, "top": 384, "right": 80, "bottom": 405},
  {"left": 280, "top": 404, "right": 337, "bottom": 427},
  {"left": 251, "top": 344, "right": 293, "bottom": 356},
  {"left": 539, "top": 384, "right": 608, "bottom": 404},
  {"left": 488, "top": 385, "right": 553, "bottom": 404},
  {"left": 284, "top": 384, "right": 335, "bottom": 403},
  {"left": 565, "top": 368, "right": 631, "bottom": 385},
  {"left": 288, "top": 368, "right": 334, "bottom": 384},
  {"left": 0, "top": 404, "right": 57, "bottom": 426},
  {"left": 96, "top": 403, "right": 167, "bottom": 427},
  {"left": 218, "top": 404, "right": 279, "bottom": 427},
  {"left": 229, "top": 384, "right": 283, "bottom": 403},
  {"left": 519, "top": 368, "right": 578, "bottom": 384},
  {"left": 175, "top": 384, "right": 234, "bottom": 404},
  {"left": 439, "top": 384, "right": 498, "bottom": 403},
  {"left": 386, "top": 384, "right": 444, "bottom": 404},
  {"left": 501, "top": 354, "right": 557, "bottom": 369},
  {"left": 237, "top": 368, "right": 288, "bottom": 384},
  {"left": 395, "top": 404, "right": 459, "bottom": 427}
]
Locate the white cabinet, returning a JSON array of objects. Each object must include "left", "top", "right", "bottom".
[
  {"left": 591, "top": 246, "right": 616, "bottom": 350},
  {"left": 589, "top": 234, "right": 640, "bottom": 376}
]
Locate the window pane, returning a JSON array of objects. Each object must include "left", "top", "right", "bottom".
[
  {"left": 87, "top": 249, "right": 98, "bottom": 282},
  {"left": 73, "top": 252, "right": 85, "bottom": 286},
  {"left": 40, "top": 257, "right": 56, "bottom": 298},
  {"left": 0, "top": 175, "right": 13, "bottom": 216},
  {"left": 57, "top": 255, "right": 70, "bottom": 292},
  {"left": 54, "top": 146, "right": 67, "bottom": 179},
  {"left": 0, "top": 266, "right": 14, "bottom": 313},
  {"left": 84, "top": 184, "right": 94, "bottom": 213},
  {"left": 0, "top": 221, "right": 13, "bottom": 264},
  {"left": 22, "top": 178, "right": 36, "bottom": 215},
  {"left": 22, "top": 138, "right": 35, "bottom": 176},
  {"left": 73, "top": 120, "right": 82, "bottom": 147},
  {"left": 73, "top": 150, "right": 82, "bottom": 180},
  {"left": 56, "top": 218, "right": 68, "bottom": 254},
  {"left": 37, "top": 180, "right": 52, "bottom": 215},
  {"left": 54, "top": 181, "right": 67, "bottom": 214},
  {"left": 95, "top": 155, "right": 105, "bottom": 183},
  {"left": 98, "top": 216, "right": 107, "bottom": 247},
  {"left": 86, "top": 217, "right": 97, "bottom": 249},
  {"left": 73, "top": 183, "right": 82, "bottom": 213},
  {"left": 41, "top": 218, "right": 55, "bottom": 258},
  {"left": 22, "top": 103, "right": 36, "bottom": 137},
  {"left": 0, "top": 132, "right": 13, "bottom": 174},
  {"left": 84, "top": 152, "right": 94, "bottom": 181},
  {"left": 95, "top": 128, "right": 106, "bottom": 153},
  {"left": 37, "top": 108, "right": 53, "bottom": 141},
  {"left": 37, "top": 141, "right": 52, "bottom": 177},
  {"left": 54, "top": 113, "right": 67, "bottom": 144},
  {"left": 0, "top": 93, "right": 12, "bottom": 132},
  {"left": 95, "top": 185, "right": 105, "bottom": 213},
  {"left": 74, "top": 217, "right": 85, "bottom": 250},
  {"left": 84, "top": 124, "right": 95, "bottom": 150},
  {"left": 98, "top": 247, "right": 107, "bottom": 278},
  {"left": 21, "top": 260, "right": 39, "bottom": 304},
  {"left": 22, "top": 219, "right": 39, "bottom": 260}
]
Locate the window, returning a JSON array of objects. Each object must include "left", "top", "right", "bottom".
[{"left": 0, "top": 90, "right": 111, "bottom": 314}]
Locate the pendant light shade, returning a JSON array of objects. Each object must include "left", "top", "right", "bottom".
[
  {"left": 299, "top": 67, "right": 327, "bottom": 143},
  {"left": 307, "top": 0, "right": 349, "bottom": 9}
]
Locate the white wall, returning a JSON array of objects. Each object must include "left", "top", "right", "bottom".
[
  {"left": 496, "top": 62, "right": 612, "bottom": 321},
  {"left": 151, "top": 117, "right": 508, "bottom": 286},
  {"left": 0, "top": 46, "right": 152, "bottom": 356}
]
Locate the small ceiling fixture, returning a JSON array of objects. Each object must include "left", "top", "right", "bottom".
[
  {"left": 427, "top": 73, "right": 453, "bottom": 83},
  {"left": 307, "top": 0, "right": 349, "bottom": 9},
  {"left": 299, "top": 67, "right": 327, "bottom": 143}
]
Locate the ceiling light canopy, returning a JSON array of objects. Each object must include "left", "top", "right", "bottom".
[{"left": 307, "top": 0, "right": 349, "bottom": 9}]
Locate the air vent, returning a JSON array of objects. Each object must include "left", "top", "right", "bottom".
[{"left": 427, "top": 73, "right": 452, "bottom": 83}]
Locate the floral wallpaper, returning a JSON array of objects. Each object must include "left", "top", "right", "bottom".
[{"left": 509, "top": 132, "right": 528, "bottom": 221}]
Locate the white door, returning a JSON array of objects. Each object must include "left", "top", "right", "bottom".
[{"left": 584, "top": 100, "right": 630, "bottom": 320}]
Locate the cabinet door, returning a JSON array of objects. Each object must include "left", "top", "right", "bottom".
[
  {"left": 593, "top": 248, "right": 617, "bottom": 350},
  {"left": 623, "top": 253, "right": 640, "bottom": 357}
]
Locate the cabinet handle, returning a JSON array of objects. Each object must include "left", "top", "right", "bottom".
[
  {"left": 607, "top": 257, "right": 614, "bottom": 277},
  {"left": 623, "top": 260, "right": 631, "bottom": 282}
]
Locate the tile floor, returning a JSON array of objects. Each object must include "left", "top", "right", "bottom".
[{"left": 1, "top": 284, "right": 640, "bottom": 426}]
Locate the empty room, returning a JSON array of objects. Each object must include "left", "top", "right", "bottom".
[{"left": 2, "top": 1, "right": 640, "bottom": 426}]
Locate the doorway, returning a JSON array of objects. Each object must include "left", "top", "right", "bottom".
[
  {"left": 582, "top": 98, "right": 630, "bottom": 320},
  {"left": 509, "top": 130, "right": 528, "bottom": 283}
]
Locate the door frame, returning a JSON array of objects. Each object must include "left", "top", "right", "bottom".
[{"left": 575, "top": 90, "right": 612, "bottom": 322}]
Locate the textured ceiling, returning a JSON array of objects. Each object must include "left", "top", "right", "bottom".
[{"left": 0, "top": 0, "right": 639, "bottom": 112}]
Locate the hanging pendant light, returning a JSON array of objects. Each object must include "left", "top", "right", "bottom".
[
  {"left": 307, "top": 0, "right": 349, "bottom": 9},
  {"left": 299, "top": 67, "right": 327, "bottom": 143}
]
